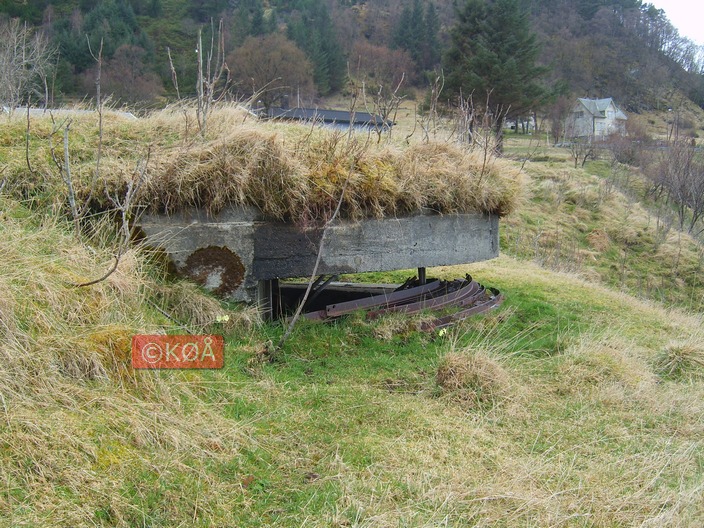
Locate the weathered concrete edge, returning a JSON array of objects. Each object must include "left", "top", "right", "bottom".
[{"left": 139, "top": 206, "right": 499, "bottom": 302}]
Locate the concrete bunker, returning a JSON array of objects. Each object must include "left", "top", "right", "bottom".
[{"left": 139, "top": 206, "right": 500, "bottom": 320}]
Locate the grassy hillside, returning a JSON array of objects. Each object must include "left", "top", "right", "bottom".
[
  {"left": 1, "top": 108, "right": 704, "bottom": 526},
  {"left": 501, "top": 137, "right": 704, "bottom": 311}
]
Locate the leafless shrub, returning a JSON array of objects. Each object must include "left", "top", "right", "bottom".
[
  {"left": 419, "top": 71, "right": 444, "bottom": 142},
  {"left": 356, "top": 76, "right": 404, "bottom": 144},
  {"left": 605, "top": 116, "right": 653, "bottom": 166},
  {"left": 166, "top": 19, "right": 232, "bottom": 135},
  {"left": 644, "top": 139, "right": 704, "bottom": 235},
  {"left": 450, "top": 91, "right": 476, "bottom": 145},
  {"left": 547, "top": 95, "right": 572, "bottom": 146},
  {"left": 569, "top": 138, "right": 595, "bottom": 168},
  {"left": 0, "top": 18, "right": 55, "bottom": 110}
]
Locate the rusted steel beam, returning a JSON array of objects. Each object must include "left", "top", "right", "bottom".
[
  {"left": 323, "top": 280, "right": 442, "bottom": 318},
  {"left": 367, "top": 279, "right": 481, "bottom": 318},
  {"left": 421, "top": 289, "right": 503, "bottom": 331},
  {"left": 300, "top": 275, "right": 502, "bottom": 331}
]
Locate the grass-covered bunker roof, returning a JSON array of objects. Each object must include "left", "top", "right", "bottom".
[{"left": 2, "top": 105, "right": 523, "bottom": 224}]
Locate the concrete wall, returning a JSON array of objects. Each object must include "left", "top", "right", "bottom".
[{"left": 139, "top": 206, "right": 499, "bottom": 302}]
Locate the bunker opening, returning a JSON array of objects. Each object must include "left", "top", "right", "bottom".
[{"left": 262, "top": 267, "right": 503, "bottom": 331}]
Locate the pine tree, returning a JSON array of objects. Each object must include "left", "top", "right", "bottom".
[
  {"left": 250, "top": 2, "right": 266, "bottom": 36},
  {"left": 392, "top": 0, "right": 441, "bottom": 75},
  {"left": 444, "top": 0, "right": 549, "bottom": 139},
  {"left": 423, "top": 2, "right": 440, "bottom": 70},
  {"left": 286, "top": 0, "right": 345, "bottom": 95},
  {"left": 391, "top": 4, "right": 413, "bottom": 52}
]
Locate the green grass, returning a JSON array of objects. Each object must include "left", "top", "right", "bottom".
[
  {"left": 3, "top": 113, "right": 704, "bottom": 526},
  {"left": 2, "top": 226, "right": 704, "bottom": 525},
  {"left": 500, "top": 153, "right": 704, "bottom": 311}
]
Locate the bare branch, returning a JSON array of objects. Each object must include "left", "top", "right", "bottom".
[
  {"left": 0, "top": 19, "right": 56, "bottom": 110},
  {"left": 274, "top": 174, "right": 351, "bottom": 354},
  {"left": 80, "top": 37, "right": 104, "bottom": 216},
  {"left": 167, "top": 47, "right": 181, "bottom": 100},
  {"left": 48, "top": 117, "right": 81, "bottom": 238},
  {"left": 195, "top": 19, "right": 232, "bottom": 135},
  {"left": 25, "top": 101, "right": 37, "bottom": 176},
  {"left": 73, "top": 256, "right": 119, "bottom": 288}
]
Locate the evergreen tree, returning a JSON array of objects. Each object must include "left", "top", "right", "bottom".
[
  {"left": 250, "top": 1, "right": 266, "bottom": 36},
  {"left": 53, "top": 0, "right": 152, "bottom": 74},
  {"left": 286, "top": 0, "right": 345, "bottom": 95},
  {"left": 392, "top": 0, "right": 440, "bottom": 75},
  {"left": 408, "top": 0, "right": 424, "bottom": 63},
  {"left": 187, "top": 0, "right": 229, "bottom": 22},
  {"left": 444, "top": 0, "right": 549, "bottom": 138},
  {"left": 231, "top": 1, "right": 272, "bottom": 47},
  {"left": 423, "top": 2, "right": 441, "bottom": 70},
  {"left": 391, "top": 5, "right": 413, "bottom": 54},
  {"left": 0, "top": 0, "right": 49, "bottom": 23}
]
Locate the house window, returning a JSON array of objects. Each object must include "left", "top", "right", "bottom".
[
  {"left": 607, "top": 111, "right": 614, "bottom": 119},
  {"left": 576, "top": 111, "right": 584, "bottom": 118}
]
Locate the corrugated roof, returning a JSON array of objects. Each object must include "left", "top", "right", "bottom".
[{"left": 265, "top": 107, "right": 393, "bottom": 127}]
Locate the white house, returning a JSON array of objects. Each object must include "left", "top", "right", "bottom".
[{"left": 569, "top": 98, "right": 627, "bottom": 138}]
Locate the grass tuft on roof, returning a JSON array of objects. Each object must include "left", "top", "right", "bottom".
[{"left": 2, "top": 104, "right": 523, "bottom": 224}]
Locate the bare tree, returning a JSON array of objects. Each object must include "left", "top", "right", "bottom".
[
  {"left": 0, "top": 18, "right": 55, "bottom": 110},
  {"left": 361, "top": 75, "right": 405, "bottom": 144},
  {"left": 547, "top": 96, "right": 572, "bottom": 146},
  {"left": 657, "top": 140, "right": 704, "bottom": 235},
  {"left": 419, "top": 71, "right": 444, "bottom": 142},
  {"left": 228, "top": 33, "right": 314, "bottom": 111},
  {"left": 196, "top": 19, "right": 231, "bottom": 135},
  {"left": 569, "top": 138, "right": 595, "bottom": 168},
  {"left": 450, "top": 91, "right": 476, "bottom": 145}
]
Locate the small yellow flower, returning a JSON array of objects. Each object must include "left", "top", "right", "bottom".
[{"left": 216, "top": 314, "right": 230, "bottom": 323}]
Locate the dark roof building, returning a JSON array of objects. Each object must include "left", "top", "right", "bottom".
[{"left": 264, "top": 107, "right": 393, "bottom": 129}]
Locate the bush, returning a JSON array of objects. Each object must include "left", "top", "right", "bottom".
[
  {"left": 436, "top": 351, "right": 511, "bottom": 408},
  {"left": 654, "top": 334, "right": 704, "bottom": 381}
]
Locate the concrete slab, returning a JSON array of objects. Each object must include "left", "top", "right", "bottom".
[{"left": 139, "top": 206, "right": 499, "bottom": 303}]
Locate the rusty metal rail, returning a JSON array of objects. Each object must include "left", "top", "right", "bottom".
[{"left": 302, "top": 274, "right": 502, "bottom": 330}]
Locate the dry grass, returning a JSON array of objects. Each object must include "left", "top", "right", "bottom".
[
  {"left": 144, "top": 123, "right": 524, "bottom": 223},
  {"left": 0, "top": 198, "right": 258, "bottom": 525},
  {"left": 4, "top": 102, "right": 704, "bottom": 526},
  {"left": 435, "top": 315, "right": 526, "bottom": 411},
  {"left": 557, "top": 329, "right": 657, "bottom": 392},
  {"left": 3, "top": 203, "right": 704, "bottom": 525},
  {"left": 436, "top": 350, "right": 512, "bottom": 408},
  {"left": 654, "top": 330, "right": 704, "bottom": 381},
  {"left": 154, "top": 280, "right": 261, "bottom": 333},
  {"left": 2, "top": 104, "right": 523, "bottom": 224}
]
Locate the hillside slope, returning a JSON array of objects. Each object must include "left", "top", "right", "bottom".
[
  {"left": 1, "top": 109, "right": 704, "bottom": 526},
  {"left": 502, "top": 137, "right": 704, "bottom": 310},
  {"left": 2, "top": 202, "right": 703, "bottom": 525},
  {"left": 3, "top": 0, "right": 704, "bottom": 113}
]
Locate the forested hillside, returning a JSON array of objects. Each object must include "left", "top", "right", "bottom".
[{"left": 1, "top": 0, "right": 703, "bottom": 112}]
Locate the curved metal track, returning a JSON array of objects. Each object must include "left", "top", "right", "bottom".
[{"left": 303, "top": 275, "right": 503, "bottom": 331}]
